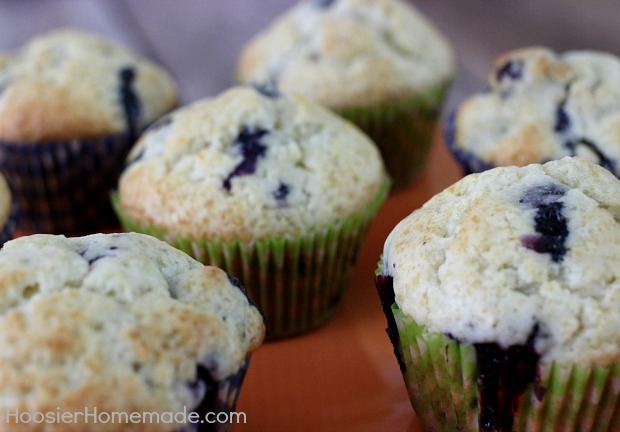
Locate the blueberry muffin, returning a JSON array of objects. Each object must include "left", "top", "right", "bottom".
[
  {"left": 237, "top": 0, "right": 455, "bottom": 188},
  {"left": 0, "top": 28, "right": 177, "bottom": 234},
  {"left": 0, "top": 232, "right": 265, "bottom": 432},
  {"left": 376, "top": 157, "right": 620, "bottom": 431},
  {"left": 446, "top": 47, "right": 620, "bottom": 176},
  {"left": 0, "top": 173, "right": 15, "bottom": 246},
  {"left": 113, "top": 85, "right": 389, "bottom": 338}
]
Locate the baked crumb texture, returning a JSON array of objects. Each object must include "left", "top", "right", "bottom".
[
  {"left": 384, "top": 157, "right": 620, "bottom": 369},
  {"left": 237, "top": 0, "right": 455, "bottom": 108},
  {"left": 0, "top": 28, "right": 177, "bottom": 142},
  {"left": 0, "top": 233, "right": 265, "bottom": 432},
  {"left": 118, "top": 85, "right": 386, "bottom": 242},
  {"left": 449, "top": 47, "right": 620, "bottom": 176}
]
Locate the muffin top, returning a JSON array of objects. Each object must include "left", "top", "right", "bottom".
[
  {"left": 0, "top": 28, "right": 177, "bottom": 142},
  {"left": 237, "top": 0, "right": 455, "bottom": 108},
  {"left": 0, "top": 174, "right": 11, "bottom": 229},
  {"left": 451, "top": 47, "right": 620, "bottom": 175},
  {"left": 0, "top": 233, "right": 264, "bottom": 429},
  {"left": 117, "top": 85, "right": 387, "bottom": 242},
  {"left": 383, "top": 157, "right": 620, "bottom": 368}
]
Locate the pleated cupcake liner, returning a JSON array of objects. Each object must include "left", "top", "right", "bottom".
[
  {"left": 374, "top": 262, "right": 620, "bottom": 431},
  {"left": 113, "top": 177, "right": 390, "bottom": 339},
  {"left": 0, "top": 134, "right": 135, "bottom": 235},
  {"left": 338, "top": 81, "right": 452, "bottom": 189},
  {"left": 177, "top": 358, "right": 251, "bottom": 432},
  {"left": 0, "top": 201, "right": 18, "bottom": 247},
  {"left": 393, "top": 305, "right": 620, "bottom": 431}
]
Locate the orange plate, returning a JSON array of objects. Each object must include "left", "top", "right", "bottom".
[{"left": 233, "top": 134, "right": 462, "bottom": 432}]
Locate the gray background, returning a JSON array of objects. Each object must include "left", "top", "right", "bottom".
[{"left": 1, "top": 0, "right": 619, "bottom": 111}]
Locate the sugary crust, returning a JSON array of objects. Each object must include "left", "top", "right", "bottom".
[
  {"left": 0, "top": 233, "right": 265, "bottom": 430},
  {"left": 453, "top": 47, "right": 620, "bottom": 172},
  {"left": 383, "top": 157, "right": 620, "bottom": 368},
  {"left": 117, "top": 86, "right": 386, "bottom": 242},
  {"left": 0, "top": 28, "right": 177, "bottom": 142},
  {"left": 237, "top": 0, "right": 455, "bottom": 108}
]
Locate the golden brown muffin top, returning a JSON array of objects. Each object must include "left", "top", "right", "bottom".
[{"left": 0, "top": 28, "right": 177, "bottom": 142}]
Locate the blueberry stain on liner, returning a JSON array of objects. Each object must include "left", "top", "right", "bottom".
[
  {"left": 473, "top": 325, "right": 541, "bottom": 432},
  {"left": 374, "top": 274, "right": 406, "bottom": 374},
  {"left": 177, "top": 361, "right": 250, "bottom": 432}
]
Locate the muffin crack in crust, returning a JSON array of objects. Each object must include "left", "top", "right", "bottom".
[
  {"left": 0, "top": 233, "right": 265, "bottom": 430},
  {"left": 384, "top": 157, "right": 620, "bottom": 369}
]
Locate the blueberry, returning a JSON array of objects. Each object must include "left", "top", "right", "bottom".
[
  {"left": 79, "top": 245, "right": 120, "bottom": 265},
  {"left": 227, "top": 274, "right": 244, "bottom": 291},
  {"left": 273, "top": 182, "right": 290, "bottom": 202},
  {"left": 118, "top": 66, "right": 142, "bottom": 141},
  {"left": 519, "top": 183, "right": 566, "bottom": 207},
  {"left": 226, "top": 274, "right": 266, "bottom": 328},
  {"left": 495, "top": 59, "right": 524, "bottom": 82},
  {"left": 519, "top": 184, "right": 568, "bottom": 262},
  {"left": 577, "top": 138, "right": 615, "bottom": 174},
  {"left": 554, "top": 101, "right": 570, "bottom": 133},
  {"left": 222, "top": 127, "right": 269, "bottom": 191}
]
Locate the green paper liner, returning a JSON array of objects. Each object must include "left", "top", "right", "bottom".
[
  {"left": 113, "top": 177, "right": 389, "bottom": 338},
  {"left": 390, "top": 303, "right": 620, "bottom": 431},
  {"left": 337, "top": 81, "right": 452, "bottom": 189}
]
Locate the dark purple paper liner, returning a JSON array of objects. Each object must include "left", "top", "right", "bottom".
[
  {"left": 0, "top": 201, "right": 18, "bottom": 247},
  {"left": 0, "top": 134, "right": 134, "bottom": 234},
  {"left": 176, "top": 359, "right": 251, "bottom": 432}
]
